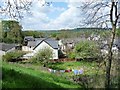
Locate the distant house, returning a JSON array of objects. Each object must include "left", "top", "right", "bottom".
[
  {"left": 0, "top": 43, "right": 16, "bottom": 56},
  {"left": 24, "top": 36, "right": 35, "bottom": 42},
  {"left": 24, "top": 36, "right": 35, "bottom": 45},
  {"left": 58, "top": 40, "right": 66, "bottom": 52},
  {"left": 58, "top": 38, "right": 86, "bottom": 54},
  {"left": 88, "top": 34, "right": 100, "bottom": 41},
  {"left": 22, "top": 38, "right": 45, "bottom": 52},
  {"left": 100, "top": 44, "right": 119, "bottom": 55},
  {"left": 22, "top": 38, "right": 59, "bottom": 59}
]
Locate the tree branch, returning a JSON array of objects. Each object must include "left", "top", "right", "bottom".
[{"left": 110, "top": 2, "right": 114, "bottom": 26}]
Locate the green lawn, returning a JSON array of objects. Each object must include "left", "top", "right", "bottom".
[
  {"left": 1, "top": 60, "right": 119, "bottom": 88},
  {"left": 47, "top": 61, "right": 104, "bottom": 76},
  {"left": 46, "top": 61, "right": 119, "bottom": 88},
  {"left": 47, "top": 61, "right": 107, "bottom": 88},
  {"left": 2, "top": 61, "right": 81, "bottom": 88}
]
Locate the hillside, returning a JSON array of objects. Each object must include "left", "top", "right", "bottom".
[{"left": 2, "top": 61, "right": 80, "bottom": 88}]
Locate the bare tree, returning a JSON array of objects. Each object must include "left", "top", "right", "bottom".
[
  {"left": 82, "top": 0, "right": 120, "bottom": 88},
  {"left": 118, "top": 1, "right": 120, "bottom": 28},
  {"left": 0, "top": 0, "right": 51, "bottom": 20},
  {"left": 106, "top": 0, "right": 120, "bottom": 88},
  {"left": 0, "top": 0, "right": 33, "bottom": 20}
]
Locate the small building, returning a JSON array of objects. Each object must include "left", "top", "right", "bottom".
[
  {"left": 22, "top": 38, "right": 45, "bottom": 52},
  {"left": 24, "top": 36, "right": 35, "bottom": 45},
  {"left": 0, "top": 43, "right": 16, "bottom": 56},
  {"left": 22, "top": 38, "right": 59, "bottom": 59},
  {"left": 58, "top": 38, "right": 86, "bottom": 54},
  {"left": 100, "top": 44, "right": 119, "bottom": 55},
  {"left": 88, "top": 34, "right": 100, "bottom": 41},
  {"left": 33, "top": 38, "right": 58, "bottom": 59},
  {"left": 24, "top": 36, "right": 35, "bottom": 42}
]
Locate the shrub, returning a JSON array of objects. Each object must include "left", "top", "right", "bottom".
[
  {"left": 68, "top": 52, "right": 76, "bottom": 59},
  {"left": 3, "top": 51, "right": 26, "bottom": 62},
  {"left": 34, "top": 47, "right": 53, "bottom": 66},
  {"left": 75, "top": 40, "right": 101, "bottom": 59}
]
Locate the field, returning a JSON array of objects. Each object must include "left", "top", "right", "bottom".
[
  {"left": 47, "top": 61, "right": 104, "bottom": 75},
  {"left": 1, "top": 59, "right": 119, "bottom": 88},
  {"left": 2, "top": 61, "right": 81, "bottom": 88},
  {"left": 47, "top": 61, "right": 106, "bottom": 88}
]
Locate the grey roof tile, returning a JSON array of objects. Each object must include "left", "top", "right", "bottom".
[
  {"left": 24, "top": 36, "right": 34, "bottom": 41},
  {"left": 0, "top": 43, "right": 15, "bottom": 51},
  {"left": 27, "top": 41, "right": 36, "bottom": 47},
  {"left": 27, "top": 38, "right": 45, "bottom": 47},
  {"left": 45, "top": 38, "right": 58, "bottom": 49},
  {"left": 32, "top": 38, "right": 58, "bottom": 49}
]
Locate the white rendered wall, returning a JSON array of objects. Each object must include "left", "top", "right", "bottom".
[{"left": 34, "top": 41, "right": 58, "bottom": 59}]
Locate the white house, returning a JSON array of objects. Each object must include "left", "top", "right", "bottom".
[
  {"left": 0, "top": 50, "right": 5, "bottom": 57},
  {"left": 0, "top": 43, "right": 16, "bottom": 56},
  {"left": 22, "top": 38, "right": 45, "bottom": 52},
  {"left": 58, "top": 38, "right": 86, "bottom": 54},
  {"left": 58, "top": 40, "right": 66, "bottom": 52},
  {"left": 88, "top": 34, "right": 100, "bottom": 41},
  {"left": 22, "top": 38, "right": 59, "bottom": 59},
  {"left": 101, "top": 44, "right": 119, "bottom": 55}
]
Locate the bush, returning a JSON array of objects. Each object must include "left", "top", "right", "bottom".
[
  {"left": 3, "top": 51, "right": 26, "bottom": 62},
  {"left": 75, "top": 40, "right": 101, "bottom": 59},
  {"left": 34, "top": 48, "right": 53, "bottom": 66},
  {"left": 68, "top": 52, "right": 76, "bottom": 59}
]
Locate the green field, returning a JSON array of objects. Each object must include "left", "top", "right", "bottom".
[
  {"left": 2, "top": 61, "right": 81, "bottom": 88},
  {"left": 47, "top": 61, "right": 119, "bottom": 88},
  {"left": 1, "top": 60, "right": 119, "bottom": 88},
  {"left": 47, "top": 61, "right": 104, "bottom": 76},
  {"left": 46, "top": 61, "right": 107, "bottom": 88}
]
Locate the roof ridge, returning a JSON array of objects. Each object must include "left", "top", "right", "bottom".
[{"left": 44, "top": 37, "right": 50, "bottom": 41}]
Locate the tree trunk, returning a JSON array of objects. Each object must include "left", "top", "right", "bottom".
[
  {"left": 105, "top": 25, "right": 116, "bottom": 89},
  {"left": 105, "top": 1, "right": 117, "bottom": 88}
]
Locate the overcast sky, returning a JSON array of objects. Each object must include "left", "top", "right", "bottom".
[{"left": 0, "top": 0, "right": 115, "bottom": 30}]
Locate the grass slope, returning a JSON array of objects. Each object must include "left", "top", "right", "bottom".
[{"left": 2, "top": 61, "right": 80, "bottom": 88}]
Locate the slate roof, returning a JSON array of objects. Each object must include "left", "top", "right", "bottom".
[
  {"left": 44, "top": 38, "right": 58, "bottom": 49},
  {"left": 62, "top": 38, "right": 86, "bottom": 44},
  {"left": 35, "top": 38, "right": 46, "bottom": 45},
  {"left": 27, "top": 38, "right": 45, "bottom": 47},
  {"left": 24, "top": 36, "right": 34, "bottom": 41},
  {"left": 27, "top": 38, "right": 58, "bottom": 49},
  {"left": 0, "top": 43, "right": 15, "bottom": 51}
]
